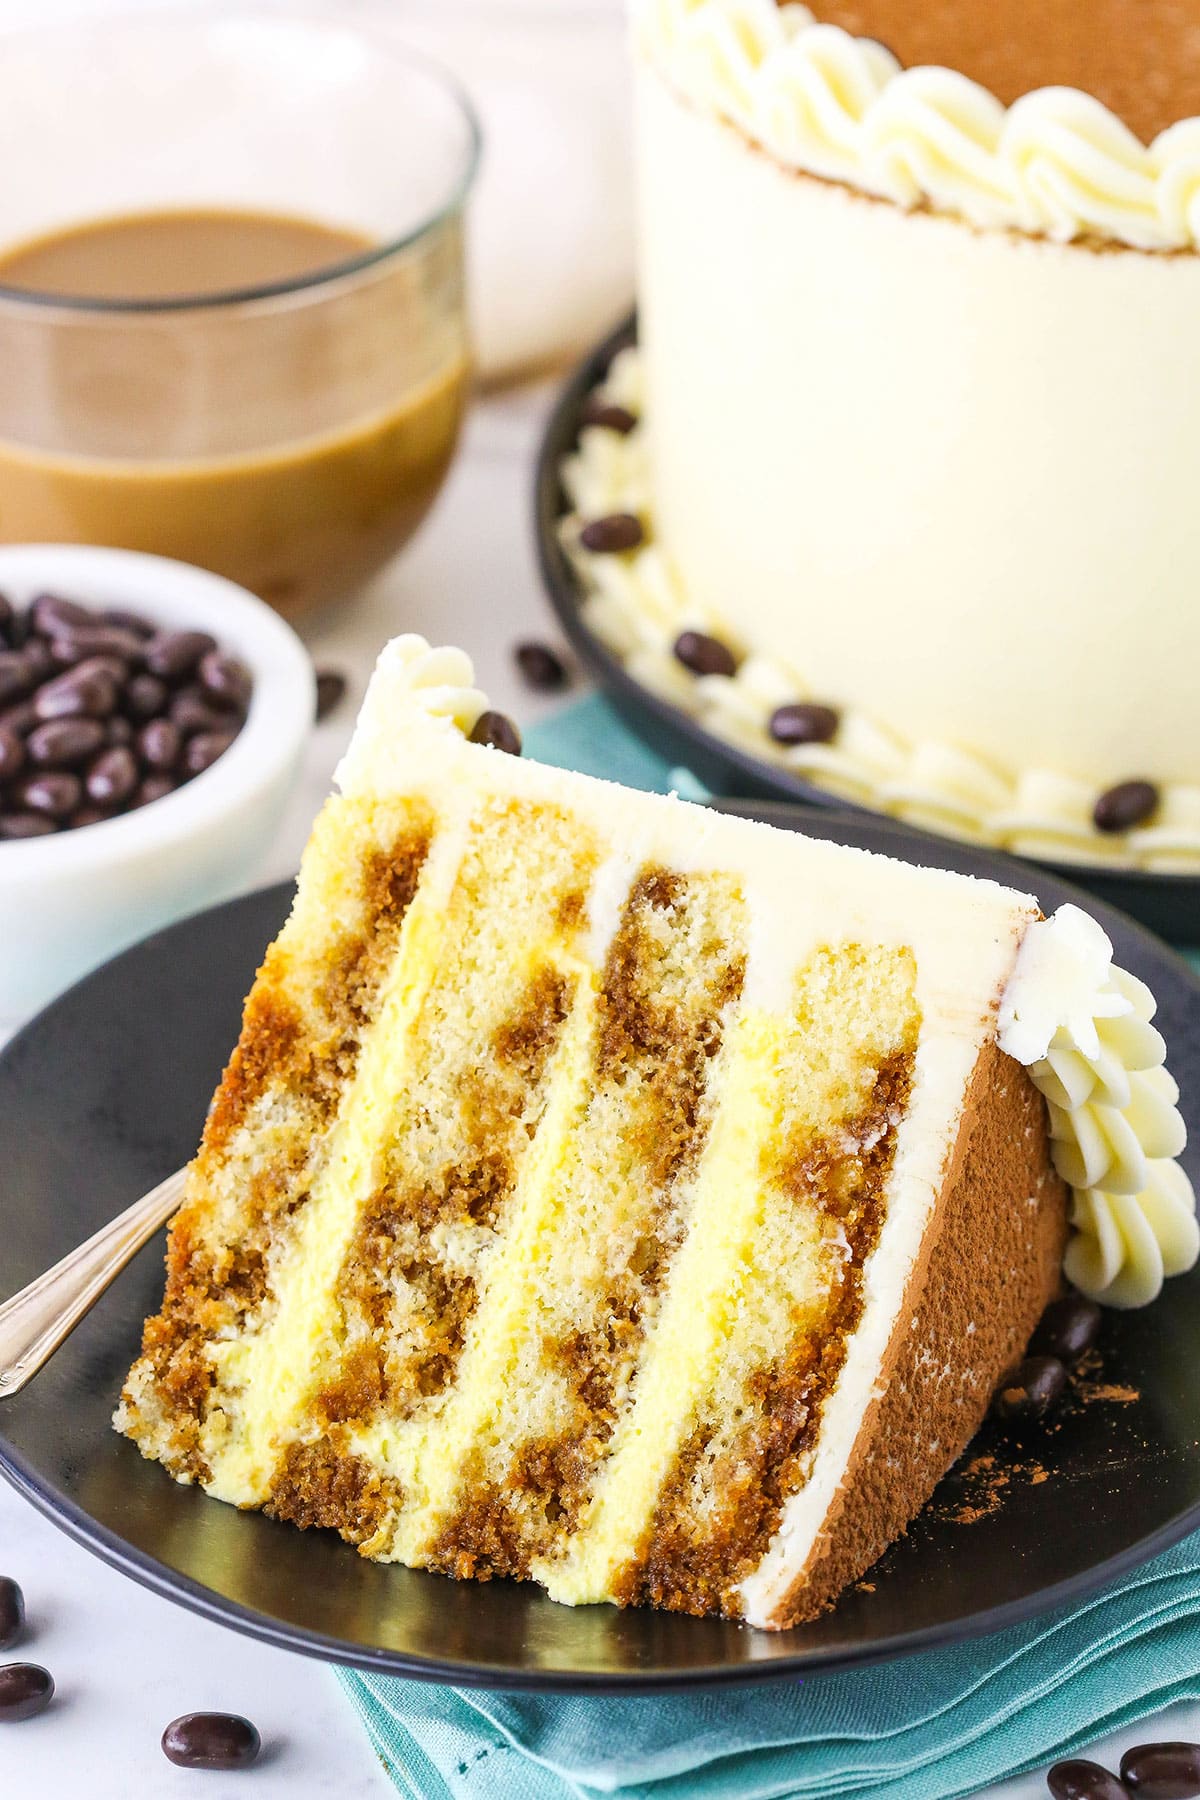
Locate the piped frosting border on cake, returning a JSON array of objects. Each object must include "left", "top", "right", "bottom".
[
  {"left": 999, "top": 904, "right": 1197, "bottom": 1307},
  {"left": 559, "top": 347, "right": 1200, "bottom": 872},
  {"left": 634, "top": 0, "right": 1200, "bottom": 253}
]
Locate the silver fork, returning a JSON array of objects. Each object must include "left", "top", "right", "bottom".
[{"left": 0, "top": 1166, "right": 188, "bottom": 1400}]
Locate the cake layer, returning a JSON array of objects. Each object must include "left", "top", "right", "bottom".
[{"left": 634, "top": 66, "right": 1200, "bottom": 801}]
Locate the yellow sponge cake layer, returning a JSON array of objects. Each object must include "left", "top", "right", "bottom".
[{"left": 118, "top": 638, "right": 1074, "bottom": 1628}]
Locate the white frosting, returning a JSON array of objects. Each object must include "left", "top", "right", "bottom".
[
  {"left": 634, "top": 0, "right": 1200, "bottom": 251},
  {"left": 561, "top": 345, "right": 1200, "bottom": 870},
  {"left": 999, "top": 904, "right": 1197, "bottom": 1307},
  {"left": 334, "top": 635, "right": 487, "bottom": 796}
]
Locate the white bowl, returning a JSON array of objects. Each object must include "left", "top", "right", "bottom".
[{"left": 0, "top": 545, "right": 314, "bottom": 1025}]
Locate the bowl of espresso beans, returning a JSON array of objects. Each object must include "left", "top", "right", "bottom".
[{"left": 0, "top": 544, "right": 314, "bottom": 1021}]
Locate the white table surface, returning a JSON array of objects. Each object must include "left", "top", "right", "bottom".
[{"left": 4, "top": 381, "right": 1200, "bottom": 1795}]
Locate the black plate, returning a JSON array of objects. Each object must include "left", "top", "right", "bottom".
[
  {"left": 534, "top": 314, "right": 1200, "bottom": 945},
  {"left": 2, "top": 818, "right": 1200, "bottom": 1692}
]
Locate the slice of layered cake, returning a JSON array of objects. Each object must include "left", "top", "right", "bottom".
[{"left": 116, "top": 638, "right": 1196, "bottom": 1627}]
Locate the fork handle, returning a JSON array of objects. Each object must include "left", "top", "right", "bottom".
[{"left": 0, "top": 1166, "right": 188, "bottom": 1400}]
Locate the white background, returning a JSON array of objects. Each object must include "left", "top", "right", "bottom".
[{"left": 2, "top": 1, "right": 1198, "bottom": 1794}]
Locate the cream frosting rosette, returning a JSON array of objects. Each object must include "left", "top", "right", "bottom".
[
  {"left": 998, "top": 905, "right": 1198, "bottom": 1308},
  {"left": 635, "top": 0, "right": 1200, "bottom": 251}
]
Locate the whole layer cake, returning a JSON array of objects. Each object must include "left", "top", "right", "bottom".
[
  {"left": 561, "top": 0, "right": 1200, "bottom": 869},
  {"left": 117, "top": 638, "right": 1195, "bottom": 1627}
]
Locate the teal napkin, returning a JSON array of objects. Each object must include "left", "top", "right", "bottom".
[{"left": 338, "top": 695, "right": 1200, "bottom": 1800}]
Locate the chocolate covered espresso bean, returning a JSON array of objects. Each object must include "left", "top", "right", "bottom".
[
  {"left": 0, "top": 590, "right": 252, "bottom": 840},
  {"left": 0, "top": 812, "right": 56, "bottom": 839},
  {"left": 13, "top": 771, "right": 82, "bottom": 819},
  {"left": 0, "top": 727, "right": 25, "bottom": 781},
  {"left": 143, "top": 628, "right": 217, "bottom": 680},
  {"left": 33, "top": 658, "right": 119, "bottom": 721},
  {"left": 26, "top": 718, "right": 106, "bottom": 768},
  {"left": 1121, "top": 1743, "right": 1200, "bottom": 1798},
  {"left": 161, "top": 1712, "right": 262, "bottom": 1770},
  {"left": 85, "top": 746, "right": 139, "bottom": 807},
  {"left": 30, "top": 591, "right": 92, "bottom": 636},
  {"left": 0, "top": 1579, "right": 24, "bottom": 1652},
  {"left": 0, "top": 651, "right": 31, "bottom": 708},
  {"left": 1047, "top": 1760, "right": 1127, "bottom": 1800},
  {"left": 315, "top": 667, "right": 347, "bottom": 721},
  {"left": 1030, "top": 1294, "right": 1101, "bottom": 1366},
  {"left": 992, "top": 1355, "right": 1067, "bottom": 1422},
  {"left": 0, "top": 1663, "right": 53, "bottom": 1722},
  {"left": 469, "top": 710, "right": 522, "bottom": 755},
  {"left": 197, "top": 650, "right": 252, "bottom": 712}
]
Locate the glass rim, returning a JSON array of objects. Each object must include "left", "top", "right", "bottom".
[{"left": 0, "top": 6, "right": 482, "bottom": 316}]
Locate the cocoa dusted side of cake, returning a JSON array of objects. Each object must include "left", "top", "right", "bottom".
[{"left": 763, "top": 1042, "right": 1066, "bottom": 1626}]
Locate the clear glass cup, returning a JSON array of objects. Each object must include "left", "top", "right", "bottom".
[{"left": 0, "top": 8, "right": 480, "bottom": 617}]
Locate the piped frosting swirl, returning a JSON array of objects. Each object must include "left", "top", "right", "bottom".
[
  {"left": 336, "top": 636, "right": 487, "bottom": 796},
  {"left": 999, "top": 904, "right": 1197, "bottom": 1307},
  {"left": 635, "top": 0, "right": 1200, "bottom": 252}
]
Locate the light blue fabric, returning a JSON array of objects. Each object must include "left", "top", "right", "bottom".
[{"left": 338, "top": 695, "right": 1200, "bottom": 1799}]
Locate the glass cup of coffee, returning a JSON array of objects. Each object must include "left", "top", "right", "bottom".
[{"left": 0, "top": 9, "right": 479, "bottom": 616}]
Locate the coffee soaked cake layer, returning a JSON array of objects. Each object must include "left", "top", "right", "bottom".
[
  {"left": 115, "top": 792, "right": 434, "bottom": 1483},
  {"left": 119, "top": 638, "right": 1078, "bottom": 1627}
]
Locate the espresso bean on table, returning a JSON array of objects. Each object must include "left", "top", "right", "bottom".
[
  {"left": 515, "top": 641, "right": 570, "bottom": 691},
  {"left": 1121, "top": 1743, "right": 1200, "bottom": 1798},
  {"left": 0, "top": 1578, "right": 24, "bottom": 1651},
  {"left": 315, "top": 667, "right": 347, "bottom": 721},
  {"left": 0, "top": 1663, "right": 53, "bottom": 1722},
  {"left": 161, "top": 1712, "right": 262, "bottom": 1770},
  {"left": 992, "top": 1355, "right": 1067, "bottom": 1423},
  {"left": 1047, "top": 1758, "right": 1128, "bottom": 1800},
  {"left": 1030, "top": 1295, "right": 1102, "bottom": 1366}
]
